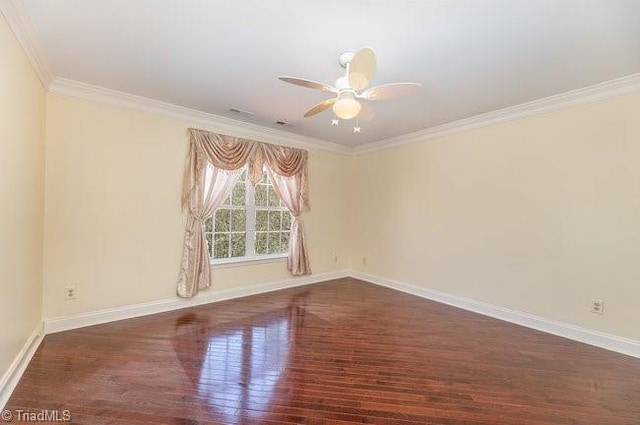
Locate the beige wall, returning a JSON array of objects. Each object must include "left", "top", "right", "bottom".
[
  {"left": 43, "top": 94, "right": 351, "bottom": 319},
  {"left": 39, "top": 89, "right": 640, "bottom": 342},
  {"left": 351, "top": 92, "right": 640, "bottom": 341},
  {"left": 0, "top": 17, "right": 46, "bottom": 377}
]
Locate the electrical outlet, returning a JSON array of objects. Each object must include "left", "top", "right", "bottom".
[
  {"left": 591, "top": 299, "right": 604, "bottom": 315},
  {"left": 334, "top": 254, "right": 338, "bottom": 264},
  {"left": 362, "top": 256, "right": 367, "bottom": 266},
  {"left": 64, "top": 286, "right": 77, "bottom": 300}
]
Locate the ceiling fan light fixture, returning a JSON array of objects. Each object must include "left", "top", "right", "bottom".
[
  {"left": 280, "top": 47, "right": 420, "bottom": 122},
  {"left": 333, "top": 94, "right": 361, "bottom": 120}
]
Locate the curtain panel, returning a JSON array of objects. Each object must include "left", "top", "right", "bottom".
[{"left": 177, "top": 128, "right": 311, "bottom": 298}]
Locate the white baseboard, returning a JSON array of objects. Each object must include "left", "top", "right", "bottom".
[
  {"left": 44, "top": 270, "right": 349, "bottom": 334},
  {"left": 0, "top": 322, "right": 44, "bottom": 409},
  {"left": 3, "top": 269, "right": 637, "bottom": 409},
  {"left": 349, "top": 270, "right": 640, "bottom": 359}
]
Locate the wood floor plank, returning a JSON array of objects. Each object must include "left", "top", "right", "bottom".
[{"left": 6, "top": 278, "right": 640, "bottom": 424}]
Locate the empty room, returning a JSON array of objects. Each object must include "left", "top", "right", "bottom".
[{"left": 2, "top": 1, "right": 640, "bottom": 423}]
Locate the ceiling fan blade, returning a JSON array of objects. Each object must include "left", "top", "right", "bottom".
[
  {"left": 359, "top": 102, "right": 375, "bottom": 121},
  {"left": 279, "top": 76, "right": 337, "bottom": 93},
  {"left": 361, "top": 82, "right": 421, "bottom": 100},
  {"left": 348, "top": 47, "right": 376, "bottom": 91},
  {"left": 303, "top": 98, "right": 337, "bottom": 117}
]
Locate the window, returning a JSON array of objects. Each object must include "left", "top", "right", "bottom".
[{"left": 205, "top": 167, "right": 291, "bottom": 263}]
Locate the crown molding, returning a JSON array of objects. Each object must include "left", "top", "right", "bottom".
[
  {"left": 0, "top": 0, "right": 346, "bottom": 154},
  {"left": 354, "top": 73, "right": 640, "bottom": 154},
  {"left": 0, "top": 0, "right": 53, "bottom": 88},
  {"left": 48, "top": 78, "right": 351, "bottom": 154},
  {"left": 4, "top": 0, "right": 639, "bottom": 155},
  {"left": 48, "top": 72, "right": 640, "bottom": 156}
]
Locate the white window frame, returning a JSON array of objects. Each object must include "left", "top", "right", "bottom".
[{"left": 209, "top": 167, "right": 290, "bottom": 267}]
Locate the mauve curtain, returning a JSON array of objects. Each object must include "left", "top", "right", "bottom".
[
  {"left": 260, "top": 144, "right": 309, "bottom": 210},
  {"left": 266, "top": 167, "right": 311, "bottom": 275},
  {"left": 177, "top": 165, "right": 242, "bottom": 298},
  {"left": 177, "top": 128, "right": 311, "bottom": 298},
  {"left": 261, "top": 143, "right": 310, "bottom": 275}
]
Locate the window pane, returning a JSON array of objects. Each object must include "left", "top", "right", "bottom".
[
  {"left": 232, "top": 182, "right": 245, "bottom": 206},
  {"left": 255, "top": 185, "right": 267, "bottom": 207},
  {"left": 268, "top": 186, "right": 280, "bottom": 207},
  {"left": 268, "top": 210, "right": 282, "bottom": 231},
  {"left": 214, "top": 209, "right": 230, "bottom": 232},
  {"left": 214, "top": 233, "right": 230, "bottom": 258},
  {"left": 255, "top": 210, "right": 268, "bottom": 231},
  {"left": 206, "top": 233, "right": 213, "bottom": 257},
  {"left": 230, "top": 209, "right": 246, "bottom": 232},
  {"left": 230, "top": 233, "right": 246, "bottom": 257},
  {"left": 209, "top": 167, "right": 292, "bottom": 261},
  {"left": 255, "top": 232, "right": 268, "bottom": 255},
  {"left": 267, "top": 232, "right": 282, "bottom": 254},
  {"left": 282, "top": 212, "right": 292, "bottom": 230}
]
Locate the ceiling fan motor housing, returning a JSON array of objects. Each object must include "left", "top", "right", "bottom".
[{"left": 338, "top": 51, "right": 355, "bottom": 68}]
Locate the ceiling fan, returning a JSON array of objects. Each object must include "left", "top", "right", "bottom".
[{"left": 279, "top": 47, "right": 421, "bottom": 122}]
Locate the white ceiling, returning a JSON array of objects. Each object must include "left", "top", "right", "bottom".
[{"left": 18, "top": 0, "right": 640, "bottom": 147}]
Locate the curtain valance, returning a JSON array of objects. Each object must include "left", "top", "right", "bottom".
[{"left": 182, "top": 128, "right": 309, "bottom": 211}]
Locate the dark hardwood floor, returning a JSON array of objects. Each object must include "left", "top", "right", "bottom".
[{"left": 7, "top": 278, "right": 640, "bottom": 424}]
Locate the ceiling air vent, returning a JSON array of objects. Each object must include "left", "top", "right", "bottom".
[{"left": 228, "top": 107, "right": 254, "bottom": 116}]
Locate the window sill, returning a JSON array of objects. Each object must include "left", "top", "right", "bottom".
[{"left": 210, "top": 253, "right": 288, "bottom": 269}]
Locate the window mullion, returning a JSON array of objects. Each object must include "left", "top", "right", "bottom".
[{"left": 246, "top": 175, "right": 255, "bottom": 258}]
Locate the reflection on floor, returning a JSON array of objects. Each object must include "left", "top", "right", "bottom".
[
  {"left": 173, "top": 306, "right": 298, "bottom": 422},
  {"left": 198, "top": 317, "right": 289, "bottom": 420}
]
